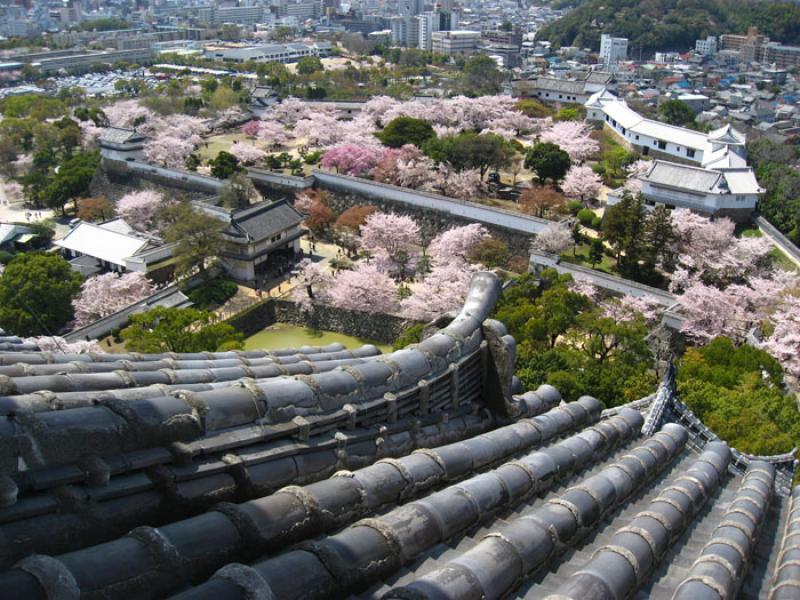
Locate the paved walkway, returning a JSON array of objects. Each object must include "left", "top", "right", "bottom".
[{"left": 0, "top": 179, "right": 71, "bottom": 238}]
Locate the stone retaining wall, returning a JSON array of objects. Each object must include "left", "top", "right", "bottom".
[{"left": 226, "top": 298, "right": 414, "bottom": 345}]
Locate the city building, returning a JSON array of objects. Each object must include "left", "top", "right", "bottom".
[
  {"left": 607, "top": 159, "right": 763, "bottom": 222},
  {"left": 197, "top": 5, "right": 265, "bottom": 26},
  {"left": 599, "top": 33, "right": 628, "bottom": 67},
  {"left": 586, "top": 89, "right": 748, "bottom": 166},
  {"left": 719, "top": 27, "right": 800, "bottom": 67},
  {"left": 203, "top": 42, "right": 332, "bottom": 64},
  {"left": 431, "top": 30, "right": 480, "bottom": 56},
  {"left": 695, "top": 35, "right": 718, "bottom": 56}
]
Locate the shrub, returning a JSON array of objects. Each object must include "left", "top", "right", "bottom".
[
  {"left": 304, "top": 150, "right": 322, "bottom": 165},
  {"left": 0, "top": 251, "right": 14, "bottom": 265},
  {"left": 188, "top": 279, "right": 238, "bottom": 309},
  {"left": 567, "top": 200, "right": 584, "bottom": 215},
  {"left": 577, "top": 208, "right": 595, "bottom": 226},
  {"left": 591, "top": 216, "right": 603, "bottom": 229}
]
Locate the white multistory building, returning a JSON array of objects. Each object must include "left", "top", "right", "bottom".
[{"left": 599, "top": 34, "right": 628, "bottom": 67}]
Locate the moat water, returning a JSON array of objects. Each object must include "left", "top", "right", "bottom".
[{"left": 244, "top": 322, "right": 392, "bottom": 353}]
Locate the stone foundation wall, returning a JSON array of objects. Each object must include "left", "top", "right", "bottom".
[
  {"left": 321, "top": 190, "right": 532, "bottom": 255},
  {"left": 226, "top": 298, "right": 414, "bottom": 345},
  {"left": 91, "top": 159, "right": 219, "bottom": 203}
]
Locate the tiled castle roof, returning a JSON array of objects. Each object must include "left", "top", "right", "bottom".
[{"left": 0, "top": 272, "right": 797, "bottom": 599}]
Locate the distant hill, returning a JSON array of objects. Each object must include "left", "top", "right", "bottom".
[{"left": 536, "top": 0, "right": 800, "bottom": 56}]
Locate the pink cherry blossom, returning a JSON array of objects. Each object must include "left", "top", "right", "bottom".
[
  {"left": 763, "top": 296, "right": 800, "bottom": 378},
  {"left": 229, "top": 142, "right": 267, "bottom": 166},
  {"left": 24, "top": 337, "right": 103, "bottom": 353},
  {"left": 401, "top": 261, "right": 480, "bottom": 321},
  {"left": 539, "top": 121, "right": 599, "bottom": 162},
  {"left": 144, "top": 136, "right": 196, "bottom": 169},
  {"left": 532, "top": 223, "right": 572, "bottom": 254},
  {"left": 321, "top": 144, "right": 381, "bottom": 177},
  {"left": 427, "top": 224, "right": 489, "bottom": 266},
  {"left": 292, "top": 259, "right": 333, "bottom": 311},
  {"left": 241, "top": 120, "right": 261, "bottom": 138},
  {"left": 561, "top": 165, "right": 603, "bottom": 202},
  {"left": 116, "top": 190, "right": 166, "bottom": 232},
  {"left": 73, "top": 272, "right": 155, "bottom": 327},
  {"left": 326, "top": 262, "right": 399, "bottom": 314}
]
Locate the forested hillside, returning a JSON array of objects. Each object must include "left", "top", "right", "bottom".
[{"left": 538, "top": 0, "right": 800, "bottom": 54}]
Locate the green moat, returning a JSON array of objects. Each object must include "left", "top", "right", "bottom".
[{"left": 244, "top": 323, "right": 392, "bottom": 353}]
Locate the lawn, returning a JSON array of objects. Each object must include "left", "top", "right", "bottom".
[
  {"left": 196, "top": 132, "right": 249, "bottom": 161},
  {"left": 560, "top": 242, "right": 618, "bottom": 274},
  {"left": 770, "top": 247, "right": 799, "bottom": 272}
]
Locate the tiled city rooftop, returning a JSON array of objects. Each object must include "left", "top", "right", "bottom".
[{"left": 0, "top": 272, "right": 796, "bottom": 600}]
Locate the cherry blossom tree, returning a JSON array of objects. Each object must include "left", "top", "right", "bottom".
[
  {"left": 104, "top": 100, "right": 155, "bottom": 129},
  {"left": 763, "top": 297, "right": 800, "bottom": 379},
  {"left": 677, "top": 281, "right": 753, "bottom": 344},
  {"left": 371, "top": 145, "right": 436, "bottom": 189},
  {"left": 623, "top": 159, "right": 651, "bottom": 192},
  {"left": 144, "top": 136, "right": 196, "bottom": 169},
  {"left": 358, "top": 212, "right": 421, "bottom": 258},
  {"left": 532, "top": 223, "right": 572, "bottom": 254},
  {"left": 24, "top": 337, "right": 103, "bottom": 353},
  {"left": 669, "top": 209, "right": 772, "bottom": 287},
  {"left": 361, "top": 95, "right": 401, "bottom": 127},
  {"left": 229, "top": 141, "right": 266, "bottom": 166},
  {"left": 241, "top": 120, "right": 261, "bottom": 138},
  {"left": 294, "top": 192, "right": 313, "bottom": 213},
  {"left": 604, "top": 294, "right": 664, "bottom": 324},
  {"left": 539, "top": 121, "right": 599, "bottom": 162},
  {"left": 292, "top": 259, "right": 333, "bottom": 311},
  {"left": 256, "top": 120, "right": 290, "bottom": 150},
  {"left": 427, "top": 224, "right": 489, "bottom": 265},
  {"left": 79, "top": 120, "right": 105, "bottom": 149},
  {"left": 569, "top": 277, "right": 600, "bottom": 301},
  {"left": 358, "top": 211, "right": 421, "bottom": 278},
  {"left": 116, "top": 190, "right": 166, "bottom": 232},
  {"left": 266, "top": 98, "right": 312, "bottom": 127},
  {"left": 327, "top": 263, "right": 399, "bottom": 314},
  {"left": 426, "top": 166, "right": 484, "bottom": 201},
  {"left": 561, "top": 165, "right": 603, "bottom": 202},
  {"left": 3, "top": 181, "right": 23, "bottom": 204},
  {"left": 321, "top": 144, "right": 381, "bottom": 177},
  {"left": 73, "top": 272, "right": 155, "bottom": 327},
  {"left": 401, "top": 261, "right": 480, "bottom": 321}
]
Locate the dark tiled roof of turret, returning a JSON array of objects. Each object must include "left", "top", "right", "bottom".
[{"left": 0, "top": 272, "right": 797, "bottom": 600}]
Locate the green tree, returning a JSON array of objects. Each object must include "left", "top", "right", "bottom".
[
  {"left": 644, "top": 203, "right": 677, "bottom": 271},
  {"left": 209, "top": 151, "right": 243, "bottom": 179},
  {"left": 376, "top": 116, "right": 435, "bottom": 148},
  {"left": 0, "top": 253, "right": 82, "bottom": 336},
  {"left": 658, "top": 99, "right": 695, "bottom": 126},
  {"left": 677, "top": 338, "right": 799, "bottom": 456},
  {"left": 297, "top": 55, "right": 324, "bottom": 75},
  {"left": 218, "top": 172, "right": 260, "bottom": 209},
  {"left": 121, "top": 307, "right": 243, "bottom": 353},
  {"left": 515, "top": 99, "right": 553, "bottom": 118},
  {"left": 424, "top": 132, "right": 516, "bottom": 179},
  {"left": 42, "top": 150, "right": 100, "bottom": 215},
  {"left": 494, "top": 271, "right": 655, "bottom": 406},
  {"left": 460, "top": 54, "right": 505, "bottom": 96},
  {"left": 524, "top": 142, "right": 571, "bottom": 184},
  {"left": 589, "top": 238, "right": 604, "bottom": 268},
  {"left": 160, "top": 203, "right": 225, "bottom": 281},
  {"left": 601, "top": 191, "right": 647, "bottom": 273}
]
